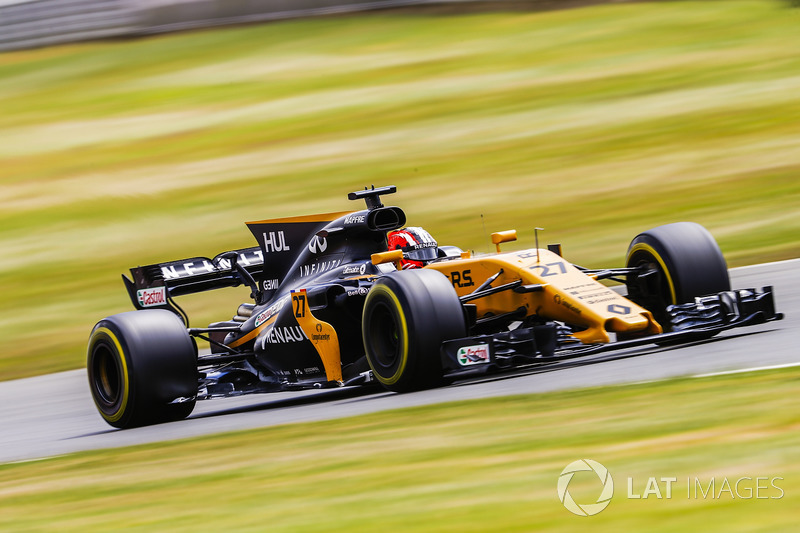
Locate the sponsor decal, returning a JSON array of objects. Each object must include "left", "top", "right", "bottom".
[
  {"left": 236, "top": 249, "right": 264, "bottom": 266},
  {"left": 254, "top": 296, "right": 289, "bottom": 327},
  {"left": 565, "top": 283, "right": 596, "bottom": 292},
  {"left": 162, "top": 250, "right": 264, "bottom": 280},
  {"left": 457, "top": 343, "right": 490, "bottom": 366},
  {"left": 262, "top": 278, "right": 280, "bottom": 291},
  {"left": 346, "top": 287, "right": 370, "bottom": 297},
  {"left": 344, "top": 214, "right": 366, "bottom": 225},
  {"left": 554, "top": 294, "right": 582, "bottom": 315},
  {"left": 588, "top": 296, "right": 622, "bottom": 305},
  {"left": 297, "top": 258, "right": 342, "bottom": 278},
  {"left": 404, "top": 241, "right": 437, "bottom": 251},
  {"left": 161, "top": 260, "right": 215, "bottom": 280},
  {"left": 213, "top": 250, "right": 264, "bottom": 270},
  {"left": 263, "top": 231, "right": 290, "bottom": 253},
  {"left": 308, "top": 236, "right": 328, "bottom": 254},
  {"left": 342, "top": 263, "right": 368, "bottom": 276},
  {"left": 311, "top": 322, "right": 331, "bottom": 341},
  {"left": 263, "top": 325, "right": 308, "bottom": 344},
  {"left": 564, "top": 283, "right": 626, "bottom": 305},
  {"left": 137, "top": 286, "right": 166, "bottom": 308}
]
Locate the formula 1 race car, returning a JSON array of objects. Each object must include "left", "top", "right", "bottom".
[{"left": 87, "top": 186, "right": 782, "bottom": 428}]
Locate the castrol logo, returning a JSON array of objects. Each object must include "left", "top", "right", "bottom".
[{"left": 137, "top": 287, "right": 166, "bottom": 308}]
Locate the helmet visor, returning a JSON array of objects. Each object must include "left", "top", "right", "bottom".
[{"left": 406, "top": 246, "right": 438, "bottom": 262}]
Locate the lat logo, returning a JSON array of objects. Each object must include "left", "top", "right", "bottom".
[
  {"left": 308, "top": 236, "right": 328, "bottom": 254},
  {"left": 558, "top": 460, "right": 614, "bottom": 516}
]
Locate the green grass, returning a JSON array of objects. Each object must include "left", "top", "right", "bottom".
[
  {"left": 2, "top": 1, "right": 800, "bottom": 380},
  {"left": 1, "top": 368, "right": 798, "bottom": 531}
]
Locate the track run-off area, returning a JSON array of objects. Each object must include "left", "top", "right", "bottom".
[{"left": 1, "top": 260, "right": 797, "bottom": 465}]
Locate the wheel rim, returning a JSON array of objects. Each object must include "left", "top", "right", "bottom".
[
  {"left": 91, "top": 342, "right": 122, "bottom": 407},
  {"left": 627, "top": 251, "right": 674, "bottom": 330},
  {"left": 629, "top": 252, "right": 671, "bottom": 308},
  {"left": 367, "top": 301, "right": 402, "bottom": 372}
]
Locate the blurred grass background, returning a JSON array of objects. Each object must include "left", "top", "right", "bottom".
[
  {"left": 1, "top": 367, "right": 798, "bottom": 531},
  {"left": 1, "top": 0, "right": 799, "bottom": 380}
]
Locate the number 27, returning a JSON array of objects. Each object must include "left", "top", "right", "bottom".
[
  {"left": 293, "top": 294, "right": 306, "bottom": 318},
  {"left": 530, "top": 261, "right": 567, "bottom": 277}
]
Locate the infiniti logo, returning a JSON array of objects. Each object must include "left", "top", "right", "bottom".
[{"left": 308, "top": 236, "right": 328, "bottom": 254}]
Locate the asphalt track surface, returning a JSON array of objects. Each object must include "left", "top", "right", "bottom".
[{"left": 2, "top": 260, "right": 797, "bottom": 464}]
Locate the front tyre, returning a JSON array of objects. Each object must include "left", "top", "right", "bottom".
[
  {"left": 87, "top": 310, "right": 198, "bottom": 428},
  {"left": 362, "top": 270, "right": 466, "bottom": 392},
  {"left": 626, "top": 222, "right": 730, "bottom": 328}
]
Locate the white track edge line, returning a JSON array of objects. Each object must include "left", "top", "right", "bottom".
[
  {"left": 730, "top": 258, "right": 800, "bottom": 271},
  {"left": 692, "top": 361, "right": 800, "bottom": 378}
]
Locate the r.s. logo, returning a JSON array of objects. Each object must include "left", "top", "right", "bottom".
[{"left": 450, "top": 270, "right": 475, "bottom": 288}]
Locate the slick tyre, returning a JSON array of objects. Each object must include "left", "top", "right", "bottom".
[
  {"left": 362, "top": 269, "right": 466, "bottom": 392},
  {"left": 626, "top": 222, "right": 730, "bottom": 328},
  {"left": 87, "top": 310, "right": 198, "bottom": 429}
]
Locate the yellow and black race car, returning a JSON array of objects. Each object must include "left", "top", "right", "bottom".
[{"left": 87, "top": 186, "right": 782, "bottom": 428}]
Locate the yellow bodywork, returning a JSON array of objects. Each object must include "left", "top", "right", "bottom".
[
  {"left": 292, "top": 289, "right": 343, "bottom": 383},
  {"left": 425, "top": 248, "right": 662, "bottom": 344}
]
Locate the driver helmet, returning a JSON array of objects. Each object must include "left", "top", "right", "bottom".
[{"left": 387, "top": 227, "right": 438, "bottom": 269}]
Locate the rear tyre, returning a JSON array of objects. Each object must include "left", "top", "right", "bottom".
[
  {"left": 362, "top": 269, "right": 466, "bottom": 392},
  {"left": 87, "top": 310, "right": 198, "bottom": 429},
  {"left": 626, "top": 222, "right": 730, "bottom": 329}
]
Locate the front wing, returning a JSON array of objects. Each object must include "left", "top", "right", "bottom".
[{"left": 439, "top": 286, "right": 782, "bottom": 375}]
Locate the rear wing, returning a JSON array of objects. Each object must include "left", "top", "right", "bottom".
[{"left": 122, "top": 247, "right": 265, "bottom": 320}]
